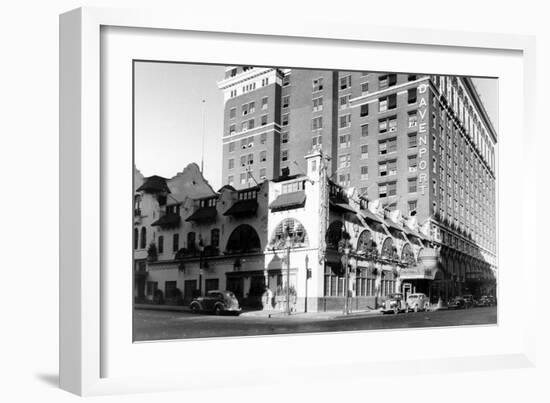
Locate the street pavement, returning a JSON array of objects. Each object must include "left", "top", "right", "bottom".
[{"left": 133, "top": 306, "right": 497, "bottom": 341}]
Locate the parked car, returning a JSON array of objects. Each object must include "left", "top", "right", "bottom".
[
  {"left": 477, "top": 295, "right": 496, "bottom": 307},
  {"left": 448, "top": 296, "right": 466, "bottom": 309},
  {"left": 381, "top": 293, "right": 407, "bottom": 314},
  {"left": 189, "top": 290, "right": 241, "bottom": 315},
  {"left": 461, "top": 294, "right": 475, "bottom": 308},
  {"left": 406, "top": 293, "right": 430, "bottom": 312}
]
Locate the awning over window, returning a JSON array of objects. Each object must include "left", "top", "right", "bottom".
[
  {"left": 269, "top": 191, "right": 306, "bottom": 212},
  {"left": 185, "top": 206, "right": 217, "bottom": 222},
  {"left": 385, "top": 219, "right": 404, "bottom": 232},
  {"left": 360, "top": 209, "right": 384, "bottom": 224},
  {"left": 223, "top": 199, "right": 258, "bottom": 217},
  {"left": 329, "top": 199, "right": 356, "bottom": 214},
  {"left": 151, "top": 213, "right": 181, "bottom": 228}
]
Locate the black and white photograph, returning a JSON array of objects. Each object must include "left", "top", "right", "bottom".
[{"left": 132, "top": 63, "right": 498, "bottom": 341}]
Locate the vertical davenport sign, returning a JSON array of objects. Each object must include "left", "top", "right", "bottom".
[{"left": 417, "top": 83, "right": 429, "bottom": 195}]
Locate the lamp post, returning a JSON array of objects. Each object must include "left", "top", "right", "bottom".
[
  {"left": 305, "top": 254, "right": 310, "bottom": 313},
  {"left": 343, "top": 244, "right": 351, "bottom": 315},
  {"left": 338, "top": 235, "right": 352, "bottom": 316},
  {"left": 285, "top": 229, "right": 293, "bottom": 315}
]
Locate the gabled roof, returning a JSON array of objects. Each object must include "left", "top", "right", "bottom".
[{"left": 136, "top": 175, "right": 170, "bottom": 194}]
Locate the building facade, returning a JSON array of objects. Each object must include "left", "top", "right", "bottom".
[{"left": 216, "top": 67, "right": 497, "bottom": 300}]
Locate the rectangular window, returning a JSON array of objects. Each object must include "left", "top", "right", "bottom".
[
  {"left": 228, "top": 159, "right": 234, "bottom": 169},
  {"left": 282, "top": 95, "right": 290, "bottom": 108},
  {"left": 312, "top": 116, "right": 323, "bottom": 130},
  {"left": 282, "top": 113, "right": 289, "bottom": 126},
  {"left": 339, "top": 154, "right": 351, "bottom": 168},
  {"left": 247, "top": 153, "right": 254, "bottom": 165},
  {"left": 408, "top": 111, "right": 418, "bottom": 127},
  {"left": 240, "top": 173, "right": 246, "bottom": 184},
  {"left": 360, "top": 104, "right": 369, "bottom": 117},
  {"left": 339, "top": 114, "right": 351, "bottom": 129},
  {"left": 408, "top": 155, "right": 418, "bottom": 172},
  {"left": 240, "top": 155, "right": 246, "bottom": 167},
  {"left": 259, "top": 168, "right": 266, "bottom": 180},
  {"left": 379, "top": 116, "right": 397, "bottom": 133},
  {"left": 229, "top": 124, "right": 236, "bottom": 136},
  {"left": 360, "top": 166, "right": 368, "bottom": 180},
  {"left": 339, "top": 95, "right": 350, "bottom": 109},
  {"left": 282, "top": 74, "right": 290, "bottom": 87},
  {"left": 408, "top": 132, "right": 417, "bottom": 148},
  {"left": 261, "top": 114, "right": 268, "bottom": 126},
  {"left": 408, "top": 200, "right": 417, "bottom": 214},
  {"left": 229, "top": 142, "right": 235, "bottom": 152},
  {"left": 340, "top": 75, "right": 351, "bottom": 90},
  {"left": 229, "top": 107, "right": 236, "bottom": 119},
  {"left": 379, "top": 75, "right": 388, "bottom": 89},
  {"left": 227, "top": 175, "right": 234, "bottom": 186},
  {"left": 260, "top": 151, "right": 267, "bottom": 162},
  {"left": 260, "top": 133, "right": 267, "bottom": 144},
  {"left": 379, "top": 138, "right": 397, "bottom": 155},
  {"left": 408, "top": 88, "right": 417, "bottom": 104},
  {"left": 388, "top": 181, "right": 397, "bottom": 196},
  {"left": 312, "top": 77, "right": 324, "bottom": 92},
  {"left": 158, "top": 236, "right": 164, "bottom": 254},
  {"left": 261, "top": 97, "right": 268, "bottom": 110},
  {"left": 361, "top": 145, "right": 368, "bottom": 159},
  {"left": 380, "top": 94, "right": 397, "bottom": 112},
  {"left": 361, "top": 124, "right": 368, "bottom": 137},
  {"left": 172, "top": 233, "right": 179, "bottom": 252},
  {"left": 312, "top": 97, "right": 323, "bottom": 111},
  {"left": 408, "top": 178, "right": 418, "bottom": 193},
  {"left": 378, "top": 184, "right": 388, "bottom": 198},
  {"left": 379, "top": 161, "right": 388, "bottom": 176},
  {"left": 408, "top": 74, "right": 417, "bottom": 81},
  {"left": 281, "top": 150, "right": 288, "bottom": 162},
  {"left": 339, "top": 134, "right": 350, "bottom": 148},
  {"left": 361, "top": 82, "right": 369, "bottom": 94},
  {"left": 281, "top": 132, "right": 289, "bottom": 144}
]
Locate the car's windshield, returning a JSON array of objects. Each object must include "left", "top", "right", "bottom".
[{"left": 408, "top": 295, "right": 418, "bottom": 299}]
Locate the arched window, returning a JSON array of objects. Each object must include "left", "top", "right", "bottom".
[
  {"left": 140, "top": 227, "right": 146, "bottom": 249},
  {"left": 401, "top": 243, "right": 416, "bottom": 266},
  {"left": 357, "top": 230, "right": 377, "bottom": 257},
  {"left": 225, "top": 224, "right": 261, "bottom": 254},
  {"left": 269, "top": 218, "right": 309, "bottom": 249},
  {"left": 381, "top": 237, "right": 396, "bottom": 260},
  {"left": 133, "top": 228, "right": 139, "bottom": 250},
  {"left": 326, "top": 221, "right": 344, "bottom": 249}
]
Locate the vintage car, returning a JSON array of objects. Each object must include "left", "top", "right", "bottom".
[
  {"left": 406, "top": 293, "right": 430, "bottom": 312},
  {"left": 189, "top": 290, "right": 242, "bottom": 315},
  {"left": 477, "top": 295, "right": 496, "bottom": 307},
  {"left": 381, "top": 293, "right": 407, "bottom": 314},
  {"left": 448, "top": 296, "right": 466, "bottom": 309},
  {"left": 461, "top": 294, "right": 475, "bottom": 308}
]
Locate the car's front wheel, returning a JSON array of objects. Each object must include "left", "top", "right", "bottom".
[
  {"left": 214, "top": 304, "right": 224, "bottom": 316},
  {"left": 190, "top": 304, "right": 200, "bottom": 314}
]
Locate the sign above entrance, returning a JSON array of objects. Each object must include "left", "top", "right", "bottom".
[{"left": 400, "top": 265, "right": 437, "bottom": 280}]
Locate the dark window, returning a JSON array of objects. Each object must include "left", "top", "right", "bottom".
[
  {"left": 360, "top": 104, "right": 369, "bottom": 117},
  {"left": 140, "top": 227, "right": 146, "bottom": 249},
  {"left": 388, "top": 74, "right": 397, "bottom": 86},
  {"left": 133, "top": 228, "right": 139, "bottom": 250},
  {"left": 205, "top": 279, "right": 219, "bottom": 293},
  {"left": 388, "top": 93, "right": 397, "bottom": 109},
  {"left": 187, "top": 232, "right": 196, "bottom": 250},
  {"left": 158, "top": 236, "right": 164, "bottom": 254},
  {"left": 211, "top": 229, "right": 220, "bottom": 248},
  {"left": 408, "top": 88, "right": 417, "bottom": 104},
  {"left": 173, "top": 233, "right": 179, "bottom": 252}
]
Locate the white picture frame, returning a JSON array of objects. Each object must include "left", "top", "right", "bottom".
[{"left": 60, "top": 6, "right": 537, "bottom": 396}]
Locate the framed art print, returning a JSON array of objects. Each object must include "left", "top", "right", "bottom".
[{"left": 60, "top": 7, "right": 537, "bottom": 396}]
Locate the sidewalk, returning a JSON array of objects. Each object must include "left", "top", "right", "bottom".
[{"left": 240, "top": 308, "right": 382, "bottom": 320}]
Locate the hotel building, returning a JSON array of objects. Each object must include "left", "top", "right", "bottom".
[{"left": 216, "top": 67, "right": 497, "bottom": 298}]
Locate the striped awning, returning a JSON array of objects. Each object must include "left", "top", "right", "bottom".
[{"left": 269, "top": 191, "right": 306, "bottom": 212}]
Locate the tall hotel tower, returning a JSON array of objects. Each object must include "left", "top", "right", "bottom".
[{"left": 217, "top": 67, "right": 497, "bottom": 284}]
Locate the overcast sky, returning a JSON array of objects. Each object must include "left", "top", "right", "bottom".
[{"left": 134, "top": 62, "right": 498, "bottom": 190}]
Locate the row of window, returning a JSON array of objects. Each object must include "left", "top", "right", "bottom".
[
  {"left": 133, "top": 228, "right": 221, "bottom": 254},
  {"left": 227, "top": 169, "right": 267, "bottom": 186}
]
